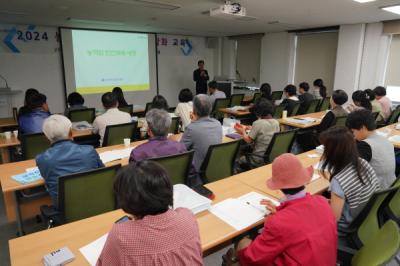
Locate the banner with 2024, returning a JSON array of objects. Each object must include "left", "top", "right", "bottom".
[{"left": 0, "top": 24, "right": 59, "bottom": 54}]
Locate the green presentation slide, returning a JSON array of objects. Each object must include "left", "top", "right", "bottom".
[{"left": 72, "top": 30, "right": 150, "bottom": 94}]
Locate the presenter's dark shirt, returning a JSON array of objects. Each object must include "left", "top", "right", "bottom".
[{"left": 193, "top": 68, "right": 209, "bottom": 95}]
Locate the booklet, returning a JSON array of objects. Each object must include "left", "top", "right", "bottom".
[{"left": 173, "top": 184, "right": 212, "bottom": 214}]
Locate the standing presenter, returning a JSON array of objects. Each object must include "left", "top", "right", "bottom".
[{"left": 193, "top": 60, "right": 209, "bottom": 95}]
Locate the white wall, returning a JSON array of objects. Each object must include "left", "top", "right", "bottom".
[
  {"left": 0, "top": 24, "right": 220, "bottom": 117},
  {"left": 259, "top": 32, "right": 292, "bottom": 91}
]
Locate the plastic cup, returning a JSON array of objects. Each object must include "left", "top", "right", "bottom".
[
  {"left": 282, "top": 110, "right": 288, "bottom": 119},
  {"left": 4, "top": 131, "right": 11, "bottom": 139},
  {"left": 123, "top": 138, "right": 130, "bottom": 147},
  {"left": 13, "top": 130, "right": 18, "bottom": 137}
]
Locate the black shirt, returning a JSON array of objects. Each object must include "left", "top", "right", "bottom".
[
  {"left": 298, "top": 92, "right": 315, "bottom": 114},
  {"left": 193, "top": 68, "right": 209, "bottom": 94}
]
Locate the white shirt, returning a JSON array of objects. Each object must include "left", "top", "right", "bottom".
[
  {"left": 175, "top": 102, "right": 193, "bottom": 131},
  {"left": 92, "top": 108, "right": 132, "bottom": 146}
]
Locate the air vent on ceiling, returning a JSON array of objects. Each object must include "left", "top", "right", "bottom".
[{"left": 103, "top": 0, "right": 181, "bottom": 10}]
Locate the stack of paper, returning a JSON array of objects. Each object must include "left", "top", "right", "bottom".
[
  {"left": 286, "top": 117, "right": 317, "bottom": 125},
  {"left": 173, "top": 184, "right": 212, "bottom": 214},
  {"left": 99, "top": 147, "right": 134, "bottom": 164},
  {"left": 389, "top": 135, "right": 400, "bottom": 143},
  {"left": 229, "top": 106, "right": 248, "bottom": 112},
  {"left": 72, "top": 121, "right": 93, "bottom": 130},
  {"left": 80, "top": 234, "right": 108, "bottom": 266},
  {"left": 11, "top": 167, "right": 43, "bottom": 184},
  {"left": 210, "top": 192, "right": 279, "bottom": 231}
]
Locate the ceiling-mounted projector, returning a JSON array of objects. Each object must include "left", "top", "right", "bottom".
[{"left": 210, "top": 1, "right": 247, "bottom": 18}]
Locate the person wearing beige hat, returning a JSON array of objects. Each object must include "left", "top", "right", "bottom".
[{"left": 231, "top": 153, "right": 337, "bottom": 266}]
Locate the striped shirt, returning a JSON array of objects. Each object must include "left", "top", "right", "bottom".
[{"left": 333, "top": 158, "right": 379, "bottom": 220}]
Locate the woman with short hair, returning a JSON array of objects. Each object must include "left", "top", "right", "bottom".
[
  {"left": 175, "top": 88, "right": 193, "bottom": 131},
  {"left": 97, "top": 161, "right": 203, "bottom": 265}
]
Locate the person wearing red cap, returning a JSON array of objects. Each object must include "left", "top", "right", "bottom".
[{"left": 234, "top": 153, "right": 337, "bottom": 266}]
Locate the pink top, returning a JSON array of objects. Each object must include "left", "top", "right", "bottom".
[
  {"left": 97, "top": 208, "right": 203, "bottom": 266},
  {"left": 378, "top": 96, "right": 392, "bottom": 119}
]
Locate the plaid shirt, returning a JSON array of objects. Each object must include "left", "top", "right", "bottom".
[{"left": 97, "top": 208, "right": 203, "bottom": 266}]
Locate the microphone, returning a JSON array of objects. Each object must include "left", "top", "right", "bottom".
[{"left": 0, "top": 74, "right": 9, "bottom": 89}]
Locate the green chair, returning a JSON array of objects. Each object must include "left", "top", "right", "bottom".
[
  {"left": 263, "top": 129, "right": 297, "bottom": 164},
  {"left": 168, "top": 106, "right": 176, "bottom": 113},
  {"left": 318, "top": 97, "right": 330, "bottom": 111},
  {"left": 371, "top": 111, "right": 379, "bottom": 121},
  {"left": 342, "top": 185, "right": 400, "bottom": 249},
  {"left": 384, "top": 178, "right": 400, "bottom": 224},
  {"left": 118, "top": 104, "right": 133, "bottom": 115},
  {"left": 289, "top": 102, "right": 301, "bottom": 116},
  {"left": 271, "top": 91, "right": 283, "bottom": 102},
  {"left": 386, "top": 106, "right": 400, "bottom": 125},
  {"left": 58, "top": 165, "right": 120, "bottom": 223},
  {"left": 339, "top": 220, "right": 400, "bottom": 266},
  {"left": 102, "top": 122, "right": 137, "bottom": 147},
  {"left": 21, "top": 133, "right": 50, "bottom": 160},
  {"left": 168, "top": 117, "right": 180, "bottom": 134},
  {"left": 150, "top": 151, "right": 194, "bottom": 185},
  {"left": 229, "top": 94, "right": 245, "bottom": 107},
  {"left": 252, "top": 92, "right": 261, "bottom": 103},
  {"left": 273, "top": 104, "right": 286, "bottom": 119},
  {"left": 304, "top": 99, "right": 321, "bottom": 114},
  {"left": 334, "top": 115, "right": 348, "bottom": 127},
  {"left": 212, "top": 98, "right": 231, "bottom": 120},
  {"left": 200, "top": 140, "right": 241, "bottom": 183},
  {"left": 68, "top": 108, "right": 96, "bottom": 123},
  {"left": 143, "top": 102, "right": 152, "bottom": 116}
]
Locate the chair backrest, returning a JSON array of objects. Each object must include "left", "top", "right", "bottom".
[
  {"left": 352, "top": 220, "right": 400, "bottom": 266},
  {"left": 318, "top": 97, "right": 330, "bottom": 111},
  {"left": 271, "top": 91, "right": 283, "bottom": 101},
  {"left": 144, "top": 102, "right": 152, "bottom": 115},
  {"left": 252, "top": 92, "right": 261, "bottom": 102},
  {"left": 304, "top": 99, "right": 321, "bottom": 114},
  {"left": 68, "top": 108, "right": 96, "bottom": 123},
  {"left": 386, "top": 106, "right": 400, "bottom": 125},
  {"left": 371, "top": 111, "right": 379, "bottom": 121},
  {"left": 230, "top": 94, "right": 245, "bottom": 107},
  {"left": 212, "top": 98, "right": 231, "bottom": 120},
  {"left": 58, "top": 165, "right": 121, "bottom": 223},
  {"left": 273, "top": 104, "right": 286, "bottom": 119},
  {"left": 200, "top": 140, "right": 241, "bottom": 183},
  {"left": 102, "top": 122, "right": 137, "bottom": 147},
  {"left": 168, "top": 117, "right": 180, "bottom": 134},
  {"left": 264, "top": 130, "right": 297, "bottom": 164},
  {"left": 150, "top": 151, "right": 194, "bottom": 185},
  {"left": 289, "top": 102, "right": 301, "bottom": 116},
  {"left": 385, "top": 178, "right": 400, "bottom": 222},
  {"left": 348, "top": 185, "right": 400, "bottom": 248},
  {"left": 118, "top": 104, "right": 133, "bottom": 115},
  {"left": 12, "top": 107, "right": 18, "bottom": 121},
  {"left": 21, "top": 133, "right": 51, "bottom": 160},
  {"left": 334, "top": 115, "right": 348, "bottom": 127}
]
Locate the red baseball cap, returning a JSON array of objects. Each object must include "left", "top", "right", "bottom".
[{"left": 267, "top": 153, "right": 313, "bottom": 190}]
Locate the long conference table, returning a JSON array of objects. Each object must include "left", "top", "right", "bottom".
[{"left": 8, "top": 149, "right": 328, "bottom": 266}]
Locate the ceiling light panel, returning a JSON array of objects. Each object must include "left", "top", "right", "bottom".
[{"left": 381, "top": 5, "right": 400, "bottom": 15}]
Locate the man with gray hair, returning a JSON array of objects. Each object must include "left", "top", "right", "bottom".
[
  {"left": 181, "top": 94, "right": 222, "bottom": 180},
  {"left": 36, "top": 114, "right": 104, "bottom": 207},
  {"left": 129, "top": 109, "right": 187, "bottom": 162}
]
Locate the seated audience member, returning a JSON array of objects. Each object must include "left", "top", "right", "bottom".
[
  {"left": 18, "top": 88, "right": 39, "bottom": 118},
  {"left": 346, "top": 109, "right": 395, "bottom": 189},
  {"left": 313, "top": 78, "right": 327, "bottom": 99},
  {"left": 208, "top": 80, "right": 226, "bottom": 107},
  {"left": 319, "top": 127, "right": 379, "bottom": 233},
  {"left": 97, "top": 161, "right": 203, "bottom": 266},
  {"left": 36, "top": 115, "right": 104, "bottom": 206},
  {"left": 64, "top": 92, "right": 87, "bottom": 117},
  {"left": 236, "top": 99, "right": 280, "bottom": 171},
  {"left": 365, "top": 89, "right": 385, "bottom": 122},
  {"left": 298, "top": 81, "right": 315, "bottom": 114},
  {"left": 130, "top": 109, "right": 187, "bottom": 162},
  {"left": 92, "top": 92, "right": 131, "bottom": 146},
  {"left": 235, "top": 153, "right": 337, "bottom": 265},
  {"left": 175, "top": 88, "right": 193, "bottom": 131},
  {"left": 346, "top": 90, "right": 372, "bottom": 113},
  {"left": 374, "top": 86, "right": 392, "bottom": 119},
  {"left": 317, "top": 89, "right": 348, "bottom": 133},
  {"left": 18, "top": 93, "right": 50, "bottom": 135},
  {"left": 259, "top": 83, "right": 272, "bottom": 101},
  {"left": 112, "top": 87, "right": 128, "bottom": 107},
  {"left": 151, "top": 95, "right": 169, "bottom": 111},
  {"left": 281, "top": 84, "right": 299, "bottom": 115},
  {"left": 181, "top": 94, "right": 222, "bottom": 175}
]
